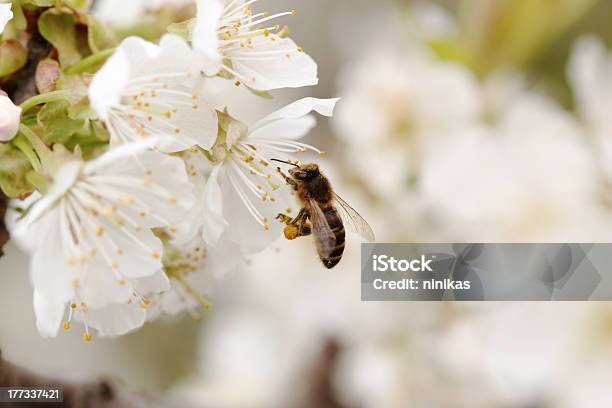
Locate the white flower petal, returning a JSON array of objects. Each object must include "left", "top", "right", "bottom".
[
  {"left": 82, "top": 303, "right": 147, "bottom": 337},
  {"left": 229, "top": 36, "right": 318, "bottom": 90},
  {"left": 253, "top": 97, "right": 339, "bottom": 130},
  {"left": 89, "top": 47, "right": 131, "bottom": 122},
  {"left": 33, "top": 290, "right": 65, "bottom": 338},
  {"left": 201, "top": 164, "right": 230, "bottom": 246},
  {"left": 193, "top": 0, "right": 224, "bottom": 75},
  {"left": 248, "top": 115, "right": 316, "bottom": 141}
]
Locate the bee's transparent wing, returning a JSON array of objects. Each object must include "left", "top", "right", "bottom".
[
  {"left": 333, "top": 193, "right": 375, "bottom": 242},
  {"left": 308, "top": 198, "right": 336, "bottom": 259}
]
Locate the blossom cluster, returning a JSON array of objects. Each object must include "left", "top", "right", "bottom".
[{"left": 0, "top": 0, "right": 337, "bottom": 340}]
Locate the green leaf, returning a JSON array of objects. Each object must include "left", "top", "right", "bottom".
[
  {"left": 38, "top": 100, "right": 86, "bottom": 144},
  {"left": 22, "top": 0, "right": 56, "bottom": 7},
  {"left": 0, "top": 144, "right": 34, "bottom": 199},
  {"left": 0, "top": 40, "right": 28, "bottom": 77},
  {"left": 87, "top": 16, "right": 117, "bottom": 54},
  {"left": 38, "top": 9, "right": 82, "bottom": 67},
  {"left": 63, "top": 0, "right": 93, "bottom": 10}
]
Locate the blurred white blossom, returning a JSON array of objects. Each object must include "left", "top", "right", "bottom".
[{"left": 333, "top": 46, "right": 480, "bottom": 198}]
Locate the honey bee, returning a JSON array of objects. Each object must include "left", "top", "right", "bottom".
[{"left": 273, "top": 160, "right": 375, "bottom": 269}]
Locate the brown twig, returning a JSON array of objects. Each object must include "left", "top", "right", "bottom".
[{"left": 0, "top": 192, "right": 8, "bottom": 258}]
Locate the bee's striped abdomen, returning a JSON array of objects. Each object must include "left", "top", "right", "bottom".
[{"left": 321, "top": 206, "right": 345, "bottom": 269}]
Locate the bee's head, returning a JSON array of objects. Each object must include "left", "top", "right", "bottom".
[{"left": 290, "top": 163, "right": 319, "bottom": 181}]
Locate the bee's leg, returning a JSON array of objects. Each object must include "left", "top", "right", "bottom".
[
  {"left": 276, "top": 213, "right": 293, "bottom": 225},
  {"left": 277, "top": 209, "right": 311, "bottom": 240},
  {"left": 276, "top": 167, "right": 298, "bottom": 191}
]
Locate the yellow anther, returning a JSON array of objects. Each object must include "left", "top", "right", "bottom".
[
  {"left": 169, "top": 195, "right": 177, "bottom": 204},
  {"left": 297, "top": 47, "right": 303, "bottom": 52},
  {"left": 71, "top": 278, "right": 80, "bottom": 288},
  {"left": 175, "top": 128, "right": 181, "bottom": 134},
  {"left": 152, "top": 251, "right": 161, "bottom": 259},
  {"left": 96, "top": 226, "right": 105, "bottom": 237},
  {"left": 83, "top": 332, "right": 93, "bottom": 342},
  {"left": 63, "top": 321, "right": 70, "bottom": 330},
  {"left": 291, "top": 9, "right": 296, "bottom": 16},
  {"left": 67, "top": 257, "right": 77, "bottom": 266},
  {"left": 118, "top": 278, "right": 126, "bottom": 286},
  {"left": 169, "top": 226, "right": 178, "bottom": 233},
  {"left": 263, "top": 223, "right": 270, "bottom": 231},
  {"left": 117, "top": 248, "right": 124, "bottom": 255},
  {"left": 120, "top": 195, "right": 134, "bottom": 205},
  {"left": 70, "top": 303, "right": 77, "bottom": 310},
  {"left": 318, "top": 151, "right": 327, "bottom": 156},
  {"left": 80, "top": 302, "right": 88, "bottom": 312},
  {"left": 235, "top": 80, "right": 241, "bottom": 87}
]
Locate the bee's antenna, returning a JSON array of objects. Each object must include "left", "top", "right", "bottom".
[{"left": 271, "top": 159, "right": 299, "bottom": 167}]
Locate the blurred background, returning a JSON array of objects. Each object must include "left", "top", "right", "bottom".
[{"left": 3, "top": 0, "right": 612, "bottom": 406}]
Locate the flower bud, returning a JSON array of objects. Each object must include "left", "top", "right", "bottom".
[{"left": 0, "top": 94, "right": 21, "bottom": 142}]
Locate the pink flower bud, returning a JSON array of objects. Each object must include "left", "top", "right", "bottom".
[{"left": 0, "top": 94, "right": 21, "bottom": 142}]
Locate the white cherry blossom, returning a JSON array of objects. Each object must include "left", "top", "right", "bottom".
[
  {"left": 13, "top": 141, "right": 195, "bottom": 339},
  {"left": 176, "top": 97, "right": 338, "bottom": 254},
  {"left": 89, "top": 34, "right": 218, "bottom": 153},
  {"left": 193, "top": 0, "right": 318, "bottom": 90}
]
